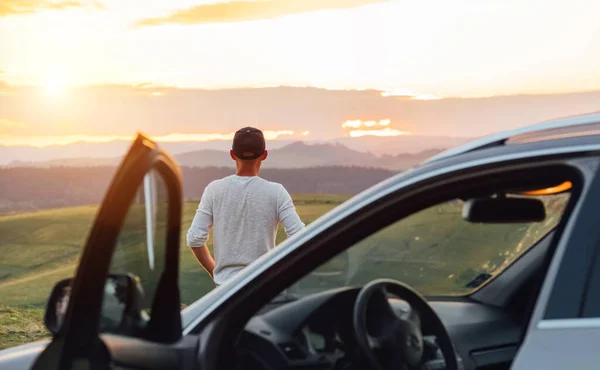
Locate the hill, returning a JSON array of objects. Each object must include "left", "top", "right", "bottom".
[
  {"left": 176, "top": 143, "right": 441, "bottom": 170},
  {"left": 0, "top": 134, "right": 470, "bottom": 166},
  {"left": 0, "top": 195, "right": 348, "bottom": 348},
  {"left": 0, "top": 166, "right": 396, "bottom": 214},
  {"left": 7, "top": 141, "right": 443, "bottom": 170}
]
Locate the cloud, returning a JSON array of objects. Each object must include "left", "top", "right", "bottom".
[
  {"left": 135, "top": 0, "right": 391, "bottom": 27},
  {"left": 342, "top": 118, "right": 391, "bottom": 129},
  {"left": 0, "top": 118, "right": 28, "bottom": 133},
  {"left": 379, "top": 88, "right": 441, "bottom": 101},
  {"left": 0, "top": 81, "right": 14, "bottom": 95},
  {"left": 348, "top": 127, "right": 410, "bottom": 137},
  {"left": 0, "top": 0, "right": 102, "bottom": 17},
  {"left": 341, "top": 119, "right": 410, "bottom": 137}
]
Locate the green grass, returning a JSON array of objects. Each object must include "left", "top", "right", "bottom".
[
  {"left": 0, "top": 193, "right": 569, "bottom": 349},
  {"left": 0, "top": 195, "right": 348, "bottom": 349},
  {"left": 0, "top": 306, "right": 48, "bottom": 349},
  {"left": 0, "top": 206, "right": 94, "bottom": 309}
]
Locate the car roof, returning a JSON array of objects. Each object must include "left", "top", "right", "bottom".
[{"left": 426, "top": 111, "right": 600, "bottom": 163}]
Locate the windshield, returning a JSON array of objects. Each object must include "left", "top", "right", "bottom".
[{"left": 289, "top": 192, "right": 570, "bottom": 297}]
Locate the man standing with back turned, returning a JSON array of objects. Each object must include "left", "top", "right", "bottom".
[{"left": 186, "top": 127, "right": 305, "bottom": 286}]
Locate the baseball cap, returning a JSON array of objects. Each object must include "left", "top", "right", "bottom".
[{"left": 232, "top": 127, "right": 266, "bottom": 160}]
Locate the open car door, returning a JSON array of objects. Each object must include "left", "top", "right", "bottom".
[{"left": 30, "top": 134, "right": 196, "bottom": 370}]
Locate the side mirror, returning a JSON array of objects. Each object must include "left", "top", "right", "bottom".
[
  {"left": 44, "top": 273, "right": 148, "bottom": 336},
  {"left": 463, "top": 197, "right": 546, "bottom": 223},
  {"left": 44, "top": 278, "right": 72, "bottom": 335}
]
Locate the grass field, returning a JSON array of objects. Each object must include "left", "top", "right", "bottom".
[
  {"left": 0, "top": 193, "right": 568, "bottom": 349},
  {"left": 0, "top": 194, "right": 349, "bottom": 348}
]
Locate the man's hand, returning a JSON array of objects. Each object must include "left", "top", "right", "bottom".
[{"left": 191, "top": 245, "right": 215, "bottom": 278}]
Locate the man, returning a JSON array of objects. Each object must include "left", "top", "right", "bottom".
[{"left": 186, "top": 127, "right": 305, "bottom": 286}]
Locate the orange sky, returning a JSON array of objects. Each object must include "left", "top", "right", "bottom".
[
  {"left": 2, "top": 85, "right": 599, "bottom": 147},
  {"left": 0, "top": 0, "right": 599, "bottom": 146}
]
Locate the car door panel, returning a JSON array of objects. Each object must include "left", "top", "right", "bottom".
[
  {"left": 431, "top": 302, "right": 521, "bottom": 369},
  {"left": 0, "top": 335, "right": 199, "bottom": 370},
  {"left": 511, "top": 321, "right": 600, "bottom": 369},
  {"left": 102, "top": 334, "right": 198, "bottom": 370},
  {"left": 0, "top": 340, "right": 50, "bottom": 370}
]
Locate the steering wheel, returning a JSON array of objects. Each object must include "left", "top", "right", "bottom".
[{"left": 353, "top": 279, "right": 459, "bottom": 370}]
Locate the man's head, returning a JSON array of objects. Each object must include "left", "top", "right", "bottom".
[{"left": 230, "top": 127, "right": 268, "bottom": 171}]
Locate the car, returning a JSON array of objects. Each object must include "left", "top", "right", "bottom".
[{"left": 2, "top": 112, "right": 600, "bottom": 370}]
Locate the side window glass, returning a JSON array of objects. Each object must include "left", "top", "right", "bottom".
[{"left": 101, "top": 169, "right": 169, "bottom": 334}]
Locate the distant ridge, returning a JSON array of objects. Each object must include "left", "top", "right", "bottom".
[
  {"left": 0, "top": 165, "right": 397, "bottom": 213},
  {"left": 0, "top": 134, "right": 470, "bottom": 166},
  {"left": 7, "top": 142, "right": 444, "bottom": 171}
]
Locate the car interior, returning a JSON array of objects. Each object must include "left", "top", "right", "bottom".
[{"left": 219, "top": 164, "right": 583, "bottom": 370}]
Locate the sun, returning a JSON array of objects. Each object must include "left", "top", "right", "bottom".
[{"left": 42, "top": 74, "right": 69, "bottom": 97}]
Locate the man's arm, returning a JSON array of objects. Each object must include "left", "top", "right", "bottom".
[
  {"left": 186, "top": 185, "right": 216, "bottom": 277},
  {"left": 190, "top": 246, "right": 215, "bottom": 278},
  {"left": 277, "top": 185, "right": 305, "bottom": 238}
]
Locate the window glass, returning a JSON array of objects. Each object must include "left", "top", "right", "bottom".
[
  {"left": 104, "top": 169, "right": 168, "bottom": 330},
  {"left": 290, "top": 193, "right": 570, "bottom": 297}
]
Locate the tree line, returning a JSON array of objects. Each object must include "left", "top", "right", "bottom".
[{"left": 0, "top": 166, "right": 396, "bottom": 213}]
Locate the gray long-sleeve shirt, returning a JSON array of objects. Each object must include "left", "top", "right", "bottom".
[{"left": 186, "top": 175, "right": 305, "bottom": 285}]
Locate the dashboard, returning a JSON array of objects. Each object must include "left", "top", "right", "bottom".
[{"left": 233, "top": 287, "right": 521, "bottom": 370}]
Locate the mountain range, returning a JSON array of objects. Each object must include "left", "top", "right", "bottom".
[
  {"left": 0, "top": 166, "right": 397, "bottom": 214},
  {"left": 7, "top": 141, "right": 446, "bottom": 171},
  {"left": 0, "top": 134, "right": 470, "bottom": 167}
]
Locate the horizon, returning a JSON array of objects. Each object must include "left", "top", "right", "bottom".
[{"left": 0, "top": 130, "right": 473, "bottom": 149}]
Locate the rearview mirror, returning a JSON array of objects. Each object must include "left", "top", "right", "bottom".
[
  {"left": 462, "top": 197, "right": 546, "bottom": 223},
  {"left": 44, "top": 273, "right": 148, "bottom": 336}
]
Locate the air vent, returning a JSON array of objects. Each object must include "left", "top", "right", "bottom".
[{"left": 465, "top": 273, "right": 493, "bottom": 288}]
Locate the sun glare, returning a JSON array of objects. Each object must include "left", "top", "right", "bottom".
[{"left": 42, "top": 74, "right": 69, "bottom": 97}]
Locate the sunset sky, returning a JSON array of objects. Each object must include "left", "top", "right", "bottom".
[{"left": 1, "top": 0, "right": 599, "bottom": 147}]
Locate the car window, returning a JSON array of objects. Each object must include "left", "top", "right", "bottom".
[
  {"left": 103, "top": 169, "right": 168, "bottom": 331},
  {"left": 290, "top": 192, "right": 570, "bottom": 297}
]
